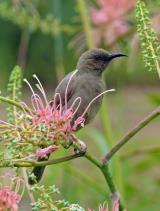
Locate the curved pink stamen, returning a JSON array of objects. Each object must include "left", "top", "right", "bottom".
[
  {"left": 23, "top": 78, "right": 35, "bottom": 96},
  {"left": 31, "top": 94, "right": 44, "bottom": 112},
  {"left": 64, "top": 69, "right": 78, "bottom": 110},
  {"left": 20, "top": 102, "right": 34, "bottom": 116},
  {"left": 70, "top": 97, "right": 82, "bottom": 116},
  {"left": 80, "top": 89, "right": 115, "bottom": 118},
  {"left": 53, "top": 93, "right": 62, "bottom": 114},
  {"left": 24, "top": 78, "right": 42, "bottom": 113},
  {"left": 33, "top": 74, "right": 48, "bottom": 105}
]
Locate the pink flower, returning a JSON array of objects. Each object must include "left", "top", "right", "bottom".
[
  {"left": 23, "top": 72, "right": 114, "bottom": 143},
  {"left": 88, "top": 195, "right": 126, "bottom": 211},
  {"left": 0, "top": 71, "right": 114, "bottom": 158},
  {"left": 23, "top": 73, "right": 85, "bottom": 137},
  {"left": 0, "top": 174, "right": 24, "bottom": 211},
  {"left": 91, "top": 0, "right": 136, "bottom": 46},
  {"left": 36, "top": 145, "right": 59, "bottom": 159}
]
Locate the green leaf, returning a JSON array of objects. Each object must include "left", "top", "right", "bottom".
[
  {"left": 135, "top": 0, "right": 160, "bottom": 78},
  {"left": 7, "top": 65, "right": 22, "bottom": 123}
]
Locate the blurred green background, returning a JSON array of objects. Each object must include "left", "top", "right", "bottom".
[{"left": 0, "top": 0, "right": 160, "bottom": 210}]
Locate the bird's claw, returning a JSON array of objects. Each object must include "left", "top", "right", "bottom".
[
  {"left": 74, "top": 139, "right": 87, "bottom": 155},
  {"left": 62, "top": 138, "right": 73, "bottom": 149}
]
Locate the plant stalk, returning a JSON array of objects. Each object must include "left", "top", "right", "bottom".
[{"left": 102, "top": 107, "right": 160, "bottom": 163}]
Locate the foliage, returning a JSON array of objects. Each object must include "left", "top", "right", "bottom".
[
  {"left": 0, "top": 66, "right": 120, "bottom": 210},
  {"left": 30, "top": 184, "right": 68, "bottom": 210},
  {"left": 0, "top": 1, "right": 160, "bottom": 211},
  {"left": 7, "top": 65, "right": 22, "bottom": 124},
  {"left": 135, "top": 0, "right": 160, "bottom": 78},
  {"left": 0, "top": 1, "right": 76, "bottom": 36}
]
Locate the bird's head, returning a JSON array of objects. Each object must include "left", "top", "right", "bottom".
[{"left": 77, "top": 48, "right": 127, "bottom": 75}]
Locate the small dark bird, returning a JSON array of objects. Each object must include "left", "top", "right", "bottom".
[{"left": 28, "top": 48, "right": 127, "bottom": 185}]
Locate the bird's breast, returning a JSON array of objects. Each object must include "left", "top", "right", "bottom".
[{"left": 73, "top": 73, "right": 105, "bottom": 124}]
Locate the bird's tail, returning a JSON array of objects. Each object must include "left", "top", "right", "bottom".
[{"left": 28, "top": 156, "right": 49, "bottom": 185}]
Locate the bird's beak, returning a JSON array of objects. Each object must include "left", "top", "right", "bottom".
[{"left": 108, "top": 53, "right": 127, "bottom": 61}]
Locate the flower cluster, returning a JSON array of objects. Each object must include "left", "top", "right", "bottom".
[
  {"left": 91, "top": 0, "right": 136, "bottom": 47},
  {"left": 0, "top": 173, "right": 24, "bottom": 211},
  {"left": 24, "top": 74, "right": 85, "bottom": 136},
  {"left": 0, "top": 71, "right": 114, "bottom": 160},
  {"left": 30, "top": 184, "right": 71, "bottom": 210},
  {"left": 88, "top": 195, "right": 124, "bottom": 211}
]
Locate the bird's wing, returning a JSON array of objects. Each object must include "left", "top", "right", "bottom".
[{"left": 54, "top": 71, "right": 77, "bottom": 107}]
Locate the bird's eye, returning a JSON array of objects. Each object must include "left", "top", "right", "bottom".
[
  {"left": 94, "top": 54, "right": 108, "bottom": 62},
  {"left": 94, "top": 55, "right": 103, "bottom": 60}
]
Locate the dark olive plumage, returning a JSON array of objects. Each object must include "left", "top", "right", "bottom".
[{"left": 28, "top": 48, "right": 127, "bottom": 185}]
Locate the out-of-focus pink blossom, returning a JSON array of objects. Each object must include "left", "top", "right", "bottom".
[
  {"left": 111, "top": 194, "right": 119, "bottom": 211},
  {"left": 36, "top": 145, "right": 59, "bottom": 159},
  {"left": 88, "top": 195, "right": 126, "bottom": 211},
  {"left": 0, "top": 174, "right": 24, "bottom": 211},
  {"left": 91, "top": 0, "right": 136, "bottom": 46},
  {"left": 0, "top": 187, "right": 20, "bottom": 211}
]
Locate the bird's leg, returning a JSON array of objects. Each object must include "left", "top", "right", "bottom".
[
  {"left": 71, "top": 135, "right": 87, "bottom": 155},
  {"left": 61, "top": 137, "right": 73, "bottom": 149}
]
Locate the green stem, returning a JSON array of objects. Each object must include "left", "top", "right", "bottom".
[
  {"left": 101, "top": 164, "right": 124, "bottom": 211},
  {"left": 0, "top": 152, "right": 84, "bottom": 168},
  {"left": 84, "top": 152, "right": 124, "bottom": 211},
  {"left": 72, "top": 139, "right": 123, "bottom": 209},
  {"left": 138, "top": 1, "right": 160, "bottom": 79},
  {"left": 0, "top": 96, "right": 30, "bottom": 113},
  {"left": 101, "top": 164, "right": 116, "bottom": 193},
  {"left": 103, "top": 107, "right": 160, "bottom": 162},
  {"left": 84, "top": 151, "right": 102, "bottom": 168},
  {"left": 100, "top": 97, "right": 124, "bottom": 196}
]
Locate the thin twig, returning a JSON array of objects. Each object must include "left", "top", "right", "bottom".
[
  {"left": 3, "top": 102, "right": 159, "bottom": 211},
  {"left": 0, "top": 96, "right": 30, "bottom": 113},
  {"left": 22, "top": 168, "right": 35, "bottom": 203},
  {"left": 72, "top": 142, "right": 124, "bottom": 210},
  {"left": 0, "top": 152, "right": 84, "bottom": 168},
  {"left": 102, "top": 107, "right": 160, "bottom": 163}
]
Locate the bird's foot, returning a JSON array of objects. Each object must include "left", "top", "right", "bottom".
[
  {"left": 61, "top": 138, "right": 73, "bottom": 149},
  {"left": 73, "top": 139, "right": 87, "bottom": 155}
]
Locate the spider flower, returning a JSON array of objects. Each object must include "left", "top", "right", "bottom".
[
  {"left": 0, "top": 174, "right": 24, "bottom": 211},
  {"left": 0, "top": 70, "right": 114, "bottom": 159},
  {"left": 23, "top": 72, "right": 84, "bottom": 137},
  {"left": 22, "top": 71, "right": 114, "bottom": 144}
]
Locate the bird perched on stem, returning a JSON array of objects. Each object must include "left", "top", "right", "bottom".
[{"left": 28, "top": 48, "right": 127, "bottom": 185}]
